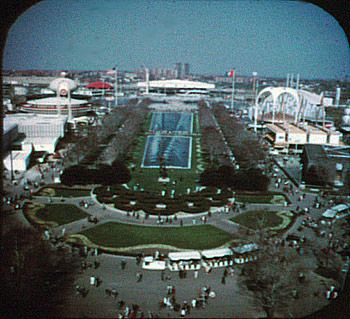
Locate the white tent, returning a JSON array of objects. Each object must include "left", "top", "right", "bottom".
[
  {"left": 322, "top": 204, "right": 350, "bottom": 219},
  {"left": 232, "top": 243, "right": 259, "bottom": 254},
  {"left": 201, "top": 248, "right": 233, "bottom": 259},
  {"left": 168, "top": 251, "right": 201, "bottom": 261}
]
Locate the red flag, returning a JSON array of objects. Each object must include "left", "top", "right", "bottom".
[{"left": 228, "top": 69, "right": 235, "bottom": 77}]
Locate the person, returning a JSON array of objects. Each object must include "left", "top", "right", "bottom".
[
  {"left": 105, "top": 288, "right": 112, "bottom": 296},
  {"left": 180, "top": 308, "right": 186, "bottom": 318},
  {"left": 90, "top": 276, "right": 96, "bottom": 286},
  {"left": 111, "top": 289, "right": 118, "bottom": 299},
  {"left": 191, "top": 299, "right": 197, "bottom": 309},
  {"left": 221, "top": 276, "right": 226, "bottom": 284}
]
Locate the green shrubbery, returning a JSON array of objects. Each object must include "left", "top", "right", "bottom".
[
  {"left": 61, "top": 160, "right": 131, "bottom": 186},
  {"left": 200, "top": 165, "right": 270, "bottom": 192}
]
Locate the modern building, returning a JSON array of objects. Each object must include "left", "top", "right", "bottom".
[
  {"left": 3, "top": 121, "right": 33, "bottom": 172},
  {"left": 21, "top": 96, "right": 91, "bottom": 116},
  {"left": 4, "top": 114, "right": 67, "bottom": 154},
  {"left": 301, "top": 144, "right": 350, "bottom": 188},
  {"left": 265, "top": 123, "right": 341, "bottom": 149},
  {"left": 137, "top": 79, "right": 215, "bottom": 95},
  {"left": 3, "top": 121, "right": 19, "bottom": 152},
  {"left": 3, "top": 150, "right": 32, "bottom": 172},
  {"left": 175, "top": 63, "right": 183, "bottom": 79},
  {"left": 184, "top": 63, "right": 190, "bottom": 77},
  {"left": 252, "top": 87, "right": 325, "bottom": 127}
]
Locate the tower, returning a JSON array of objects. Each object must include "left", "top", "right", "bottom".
[
  {"left": 184, "top": 63, "right": 190, "bottom": 77},
  {"left": 175, "top": 63, "right": 183, "bottom": 79}
]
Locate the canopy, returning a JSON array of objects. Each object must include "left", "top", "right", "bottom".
[
  {"left": 232, "top": 243, "right": 259, "bottom": 254},
  {"left": 323, "top": 204, "right": 350, "bottom": 218},
  {"left": 201, "top": 248, "right": 233, "bottom": 259},
  {"left": 86, "top": 81, "right": 113, "bottom": 89},
  {"left": 168, "top": 251, "right": 201, "bottom": 261}
]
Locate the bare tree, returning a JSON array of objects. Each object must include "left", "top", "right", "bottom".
[
  {"left": 0, "top": 226, "right": 80, "bottom": 318},
  {"left": 239, "top": 223, "right": 300, "bottom": 318}
]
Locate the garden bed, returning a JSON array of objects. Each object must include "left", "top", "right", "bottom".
[{"left": 230, "top": 210, "right": 295, "bottom": 233}]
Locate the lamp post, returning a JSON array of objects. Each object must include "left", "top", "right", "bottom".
[
  {"left": 10, "top": 149, "right": 14, "bottom": 181},
  {"left": 230, "top": 69, "right": 235, "bottom": 111},
  {"left": 114, "top": 66, "right": 118, "bottom": 107}
]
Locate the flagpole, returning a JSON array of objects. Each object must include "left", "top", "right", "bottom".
[
  {"left": 231, "top": 69, "right": 235, "bottom": 111},
  {"left": 114, "top": 66, "right": 118, "bottom": 107}
]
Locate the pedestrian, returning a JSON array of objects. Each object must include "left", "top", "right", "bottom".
[
  {"left": 90, "top": 276, "right": 96, "bottom": 286},
  {"left": 161, "top": 271, "right": 165, "bottom": 281},
  {"left": 194, "top": 270, "right": 198, "bottom": 279},
  {"left": 94, "top": 260, "right": 100, "bottom": 269},
  {"left": 180, "top": 308, "right": 186, "bottom": 318},
  {"left": 221, "top": 276, "right": 226, "bottom": 284},
  {"left": 121, "top": 259, "right": 127, "bottom": 270},
  {"left": 111, "top": 289, "right": 118, "bottom": 299},
  {"left": 191, "top": 299, "right": 197, "bottom": 309}
]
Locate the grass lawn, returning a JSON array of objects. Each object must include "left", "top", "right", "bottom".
[
  {"left": 37, "top": 186, "right": 91, "bottom": 197},
  {"left": 80, "top": 222, "right": 231, "bottom": 250},
  {"left": 127, "top": 113, "right": 202, "bottom": 195},
  {"left": 230, "top": 210, "right": 294, "bottom": 231},
  {"left": 234, "top": 193, "right": 288, "bottom": 204},
  {"left": 36, "top": 204, "right": 88, "bottom": 225}
]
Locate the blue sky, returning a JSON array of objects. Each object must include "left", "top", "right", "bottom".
[{"left": 3, "top": 0, "right": 349, "bottom": 79}]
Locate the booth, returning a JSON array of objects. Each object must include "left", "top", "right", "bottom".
[
  {"left": 231, "top": 243, "right": 259, "bottom": 264},
  {"left": 201, "top": 248, "right": 233, "bottom": 270},
  {"left": 168, "top": 251, "right": 201, "bottom": 271},
  {"left": 322, "top": 204, "right": 350, "bottom": 220},
  {"left": 142, "top": 256, "right": 167, "bottom": 271}
]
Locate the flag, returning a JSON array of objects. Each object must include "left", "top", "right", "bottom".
[{"left": 227, "top": 69, "right": 235, "bottom": 77}]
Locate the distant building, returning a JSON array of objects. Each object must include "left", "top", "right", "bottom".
[
  {"left": 175, "top": 63, "right": 183, "bottom": 79},
  {"left": 265, "top": 123, "right": 341, "bottom": 150},
  {"left": 3, "top": 121, "right": 32, "bottom": 172},
  {"left": 301, "top": 144, "right": 350, "bottom": 188},
  {"left": 184, "top": 63, "right": 190, "bottom": 77},
  {"left": 137, "top": 79, "right": 215, "bottom": 95},
  {"left": 4, "top": 114, "right": 67, "bottom": 154},
  {"left": 20, "top": 76, "right": 92, "bottom": 117}
]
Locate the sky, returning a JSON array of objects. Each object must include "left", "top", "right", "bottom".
[{"left": 3, "top": 0, "right": 349, "bottom": 79}]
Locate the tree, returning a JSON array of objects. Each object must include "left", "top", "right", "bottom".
[
  {"left": 239, "top": 225, "right": 301, "bottom": 318},
  {"left": 0, "top": 226, "right": 79, "bottom": 318}
]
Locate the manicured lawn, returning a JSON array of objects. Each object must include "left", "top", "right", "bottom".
[
  {"left": 36, "top": 204, "right": 88, "bottom": 225},
  {"left": 37, "top": 186, "right": 91, "bottom": 197},
  {"left": 230, "top": 210, "right": 293, "bottom": 230},
  {"left": 80, "top": 222, "right": 231, "bottom": 250},
  {"left": 127, "top": 113, "right": 202, "bottom": 194},
  {"left": 234, "top": 193, "right": 288, "bottom": 204}
]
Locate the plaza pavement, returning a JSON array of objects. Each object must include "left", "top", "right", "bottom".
[{"left": 2, "top": 157, "right": 347, "bottom": 318}]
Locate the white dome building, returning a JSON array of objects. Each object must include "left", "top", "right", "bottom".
[{"left": 21, "top": 76, "right": 91, "bottom": 119}]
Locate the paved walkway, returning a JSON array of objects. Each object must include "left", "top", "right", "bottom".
[{"left": 3, "top": 157, "right": 348, "bottom": 318}]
